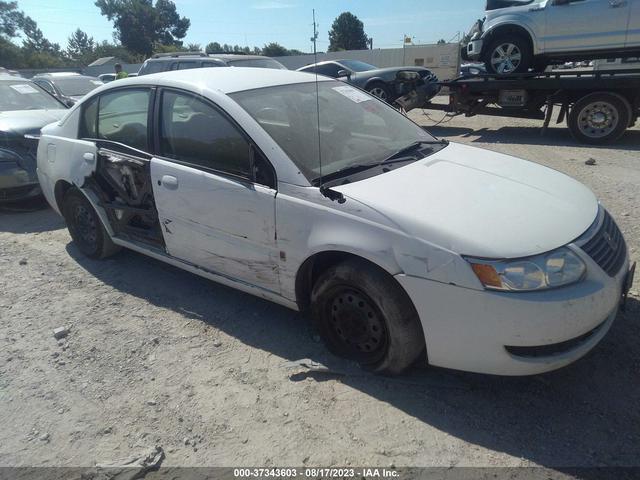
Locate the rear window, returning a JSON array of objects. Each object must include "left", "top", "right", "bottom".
[
  {"left": 227, "top": 58, "right": 286, "bottom": 70},
  {"left": 139, "top": 60, "right": 168, "bottom": 75}
]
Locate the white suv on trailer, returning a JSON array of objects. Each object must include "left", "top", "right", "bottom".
[{"left": 464, "top": 0, "right": 640, "bottom": 74}]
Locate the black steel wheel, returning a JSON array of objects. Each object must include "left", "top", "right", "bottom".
[
  {"left": 62, "top": 188, "right": 120, "bottom": 259},
  {"left": 568, "top": 92, "right": 630, "bottom": 145},
  {"left": 310, "top": 258, "right": 425, "bottom": 375}
]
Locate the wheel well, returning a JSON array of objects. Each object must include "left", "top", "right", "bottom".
[
  {"left": 295, "top": 251, "right": 400, "bottom": 313},
  {"left": 483, "top": 24, "right": 533, "bottom": 55},
  {"left": 54, "top": 180, "right": 73, "bottom": 211}
]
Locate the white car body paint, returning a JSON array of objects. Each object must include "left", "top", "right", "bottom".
[{"left": 37, "top": 68, "right": 630, "bottom": 376}]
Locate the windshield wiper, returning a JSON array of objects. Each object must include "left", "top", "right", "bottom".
[
  {"left": 314, "top": 162, "right": 379, "bottom": 184},
  {"left": 382, "top": 139, "right": 449, "bottom": 164}
]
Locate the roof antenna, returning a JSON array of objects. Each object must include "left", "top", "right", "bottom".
[{"left": 312, "top": 9, "right": 345, "bottom": 204}]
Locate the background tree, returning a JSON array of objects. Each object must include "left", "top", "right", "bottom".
[
  {"left": 205, "top": 41, "right": 222, "bottom": 54},
  {"left": 95, "top": 0, "right": 190, "bottom": 57},
  {"left": 328, "top": 12, "right": 368, "bottom": 52},
  {"left": 185, "top": 42, "right": 201, "bottom": 51},
  {"left": 67, "top": 29, "right": 95, "bottom": 64},
  {"left": 0, "top": 1, "right": 25, "bottom": 39},
  {"left": 262, "top": 42, "right": 287, "bottom": 57}
]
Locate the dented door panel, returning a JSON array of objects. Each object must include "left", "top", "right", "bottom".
[{"left": 150, "top": 157, "right": 280, "bottom": 293}]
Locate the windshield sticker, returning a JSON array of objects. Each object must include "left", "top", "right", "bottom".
[
  {"left": 10, "top": 84, "right": 39, "bottom": 94},
  {"left": 332, "top": 85, "right": 371, "bottom": 103}
]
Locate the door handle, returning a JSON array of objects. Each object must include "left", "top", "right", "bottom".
[
  {"left": 160, "top": 175, "right": 179, "bottom": 189},
  {"left": 83, "top": 152, "right": 95, "bottom": 163}
]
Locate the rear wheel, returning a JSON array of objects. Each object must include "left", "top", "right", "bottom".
[
  {"left": 568, "top": 92, "right": 630, "bottom": 144},
  {"left": 310, "top": 259, "right": 425, "bottom": 375},
  {"left": 62, "top": 189, "right": 120, "bottom": 259},
  {"left": 484, "top": 35, "right": 532, "bottom": 75}
]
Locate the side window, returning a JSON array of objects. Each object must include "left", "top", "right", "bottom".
[
  {"left": 80, "top": 96, "right": 99, "bottom": 138},
  {"left": 35, "top": 80, "right": 55, "bottom": 95},
  {"left": 178, "top": 61, "right": 200, "bottom": 70},
  {"left": 159, "top": 90, "right": 251, "bottom": 178},
  {"left": 315, "top": 63, "right": 340, "bottom": 77},
  {"left": 97, "top": 89, "right": 150, "bottom": 151}
]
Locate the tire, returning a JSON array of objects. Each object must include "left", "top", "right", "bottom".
[
  {"left": 310, "top": 258, "right": 425, "bottom": 375},
  {"left": 62, "top": 188, "right": 120, "bottom": 259},
  {"left": 568, "top": 92, "right": 630, "bottom": 145},
  {"left": 484, "top": 34, "right": 533, "bottom": 75},
  {"left": 366, "top": 82, "right": 393, "bottom": 103}
]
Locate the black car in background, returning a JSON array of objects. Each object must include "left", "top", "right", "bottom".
[
  {"left": 296, "top": 59, "right": 440, "bottom": 107},
  {"left": 0, "top": 75, "right": 67, "bottom": 203},
  {"left": 32, "top": 73, "right": 103, "bottom": 107},
  {"left": 138, "top": 52, "right": 287, "bottom": 76}
]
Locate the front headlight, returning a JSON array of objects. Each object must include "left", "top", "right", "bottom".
[{"left": 467, "top": 247, "right": 586, "bottom": 292}]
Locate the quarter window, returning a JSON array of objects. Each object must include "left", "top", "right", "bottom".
[
  {"left": 159, "top": 90, "right": 251, "bottom": 178},
  {"left": 97, "top": 89, "right": 150, "bottom": 151}
]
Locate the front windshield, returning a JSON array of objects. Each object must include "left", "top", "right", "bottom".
[
  {"left": 338, "top": 60, "right": 377, "bottom": 72},
  {"left": 52, "top": 77, "right": 103, "bottom": 96},
  {"left": 231, "top": 81, "right": 436, "bottom": 183},
  {"left": 0, "top": 81, "right": 64, "bottom": 111},
  {"left": 228, "top": 58, "right": 287, "bottom": 70}
]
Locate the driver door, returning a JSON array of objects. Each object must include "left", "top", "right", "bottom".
[
  {"left": 544, "top": 0, "right": 630, "bottom": 52},
  {"left": 150, "top": 89, "right": 280, "bottom": 293}
]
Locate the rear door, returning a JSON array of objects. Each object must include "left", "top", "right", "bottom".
[
  {"left": 544, "top": 0, "right": 630, "bottom": 53},
  {"left": 150, "top": 88, "right": 280, "bottom": 292},
  {"left": 627, "top": 0, "right": 640, "bottom": 46}
]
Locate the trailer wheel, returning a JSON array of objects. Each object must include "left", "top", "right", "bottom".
[{"left": 568, "top": 92, "right": 630, "bottom": 144}]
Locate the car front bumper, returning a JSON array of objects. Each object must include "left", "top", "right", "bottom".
[
  {"left": 396, "top": 251, "right": 630, "bottom": 376},
  {"left": 0, "top": 163, "right": 42, "bottom": 203}
]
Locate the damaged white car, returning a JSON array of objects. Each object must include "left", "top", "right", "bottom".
[{"left": 37, "top": 68, "right": 635, "bottom": 376}]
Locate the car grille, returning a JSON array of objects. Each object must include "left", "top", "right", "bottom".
[{"left": 579, "top": 210, "right": 627, "bottom": 277}]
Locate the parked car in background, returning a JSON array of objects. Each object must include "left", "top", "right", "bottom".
[
  {"left": 32, "top": 73, "right": 103, "bottom": 106},
  {"left": 137, "top": 52, "right": 286, "bottom": 76},
  {"left": 37, "top": 68, "right": 633, "bottom": 376},
  {"left": 464, "top": 0, "right": 640, "bottom": 74},
  {"left": 296, "top": 59, "right": 440, "bottom": 107},
  {"left": 0, "top": 75, "right": 67, "bottom": 203},
  {"left": 459, "top": 63, "right": 486, "bottom": 76}
]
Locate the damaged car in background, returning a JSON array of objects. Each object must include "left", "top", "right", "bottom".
[
  {"left": 0, "top": 75, "right": 67, "bottom": 203},
  {"left": 297, "top": 59, "right": 441, "bottom": 111},
  {"left": 37, "top": 68, "right": 634, "bottom": 376}
]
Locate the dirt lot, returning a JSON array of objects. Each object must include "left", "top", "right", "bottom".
[{"left": 1, "top": 108, "right": 639, "bottom": 472}]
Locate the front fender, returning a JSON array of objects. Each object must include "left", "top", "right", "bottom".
[{"left": 482, "top": 16, "right": 542, "bottom": 54}]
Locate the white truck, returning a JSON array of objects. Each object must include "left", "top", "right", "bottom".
[{"left": 463, "top": 0, "right": 640, "bottom": 74}]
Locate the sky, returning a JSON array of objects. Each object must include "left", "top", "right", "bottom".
[{"left": 14, "top": 0, "right": 485, "bottom": 53}]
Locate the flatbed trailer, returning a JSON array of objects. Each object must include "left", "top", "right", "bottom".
[{"left": 424, "top": 69, "right": 640, "bottom": 145}]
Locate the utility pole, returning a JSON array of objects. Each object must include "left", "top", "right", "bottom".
[{"left": 311, "top": 9, "right": 319, "bottom": 55}]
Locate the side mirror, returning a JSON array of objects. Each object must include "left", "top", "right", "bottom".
[
  {"left": 337, "top": 69, "right": 351, "bottom": 78},
  {"left": 396, "top": 70, "right": 420, "bottom": 81},
  {"left": 65, "top": 99, "right": 76, "bottom": 108}
]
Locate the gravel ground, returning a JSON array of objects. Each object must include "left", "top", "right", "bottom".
[{"left": 0, "top": 108, "right": 638, "bottom": 472}]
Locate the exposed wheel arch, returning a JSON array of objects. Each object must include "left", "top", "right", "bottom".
[
  {"left": 54, "top": 180, "right": 74, "bottom": 212},
  {"left": 295, "top": 251, "right": 413, "bottom": 314}
]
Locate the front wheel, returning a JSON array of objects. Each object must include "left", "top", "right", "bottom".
[
  {"left": 567, "top": 92, "right": 630, "bottom": 145},
  {"left": 310, "top": 259, "right": 425, "bottom": 375},
  {"left": 484, "top": 35, "right": 533, "bottom": 75},
  {"left": 366, "top": 82, "right": 393, "bottom": 103}
]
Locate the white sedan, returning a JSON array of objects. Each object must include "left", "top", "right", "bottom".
[{"left": 36, "top": 68, "right": 634, "bottom": 376}]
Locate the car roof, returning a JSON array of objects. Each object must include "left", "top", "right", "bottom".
[
  {"left": 147, "top": 54, "right": 270, "bottom": 62},
  {"left": 111, "top": 67, "right": 331, "bottom": 94},
  {"left": 34, "top": 74, "right": 96, "bottom": 80}
]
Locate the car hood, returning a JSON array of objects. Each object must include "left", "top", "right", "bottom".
[
  {"left": 0, "top": 109, "right": 67, "bottom": 135},
  {"left": 333, "top": 142, "right": 598, "bottom": 259}
]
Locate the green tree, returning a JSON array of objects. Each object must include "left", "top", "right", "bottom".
[
  {"left": 262, "top": 42, "right": 287, "bottom": 57},
  {"left": 205, "top": 41, "right": 222, "bottom": 54},
  {"left": 0, "top": 1, "right": 24, "bottom": 39},
  {"left": 95, "top": 0, "right": 190, "bottom": 57},
  {"left": 185, "top": 42, "right": 201, "bottom": 51},
  {"left": 328, "top": 12, "right": 368, "bottom": 52},
  {"left": 67, "top": 29, "right": 95, "bottom": 63}
]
